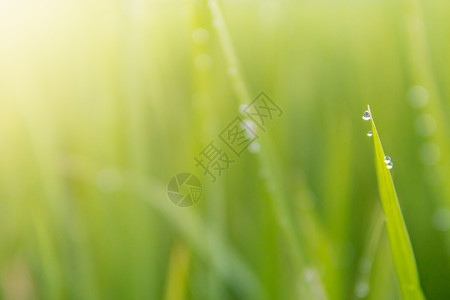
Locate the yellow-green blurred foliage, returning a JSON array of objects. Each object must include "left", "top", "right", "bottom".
[{"left": 0, "top": 0, "right": 449, "bottom": 299}]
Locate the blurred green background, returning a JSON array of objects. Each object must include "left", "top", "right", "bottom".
[{"left": 0, "top": 0, "right": 450, "bottom": 299}]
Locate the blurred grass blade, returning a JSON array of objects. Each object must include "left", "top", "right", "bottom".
[
  {"left": 137, "top": 176, "right": 268, "bottom": 300},
  {"left": 164, "top": 242, "right": 190, "bottom": 300},
  {"left": 368, "top": 105, "right": 425, "bottom": 300}
]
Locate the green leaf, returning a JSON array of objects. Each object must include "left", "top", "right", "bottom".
[{"left": 368, "top": 105, "right": 426, "bottom": 300}]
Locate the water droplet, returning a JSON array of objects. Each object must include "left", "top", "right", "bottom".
[
  {"left": 192, "top": 28, "right": 209, "bottom": 44},
  {"left": 354, "top": 281, "right": 370, "bottom": 298},
  {"left": 386, "top": 161, "right": 393, "bottom": 170},
  {"left": 362, "top": 110, "right": 371, "bottom": 121},
  {"left": 258, "top": 1, "right": 286, "bottom": 28},
  {"left": 248, "top": 142, "right": 260, "bottom": 153},
  {"left": 239, "top": 104, "right": 248, "bottom": 113},
  {"left": 241, "top": 119, "right": 257, "bottom": 138},
  {"left": 407, "top": 85, "right": 429, "bottom": 108},
  {"left": 367, "top": 131, "right": 373, "bottom": 136},
  {"left": 303, "top": 268, "right": 315, "bottom": 282},
  {"left": 384, "top": 156, "right": 391, "bottom": 163},
  {"left": 241, "top": 119, "right": 255, "bottom": 130}
]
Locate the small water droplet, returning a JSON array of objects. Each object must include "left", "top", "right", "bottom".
[
  {"left": 303, "top": 268, "right": 315, "bottom": 282},
  {"left": 384, "top": 156, "right": 391, "bottom": 163},
  {"left": 241, "top": 119, "right": 257, "bottom": 138},
  {"left": 386, "top": 161, "right": 393, "bottom": 169},
  {"left": 248, "top": 142, "right": 260, "bottom": 153},
  {"left": 239, "top": 104, "right": 248, "bottom": 113},
  {"left": 362, "top": 110, "right": 371, "bottom": 121},
  {"left": 367, "top": 131, "right": 373, "bottom": 136},
  {"left": 241, "top": 119, "right": 255, "bottom": 130},
  {"left": 192, "top": 28, "right": 209, "bottom": 44},
  {"left": 354, "top": 281, "right": 370, "bottom": 298},
  {"left": 407, "top": 85, "right": 429, "bottom": 108}
]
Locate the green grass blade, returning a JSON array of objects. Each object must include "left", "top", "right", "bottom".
[{"left": 367, "top": 105, "right": 425, "bottom": 300}]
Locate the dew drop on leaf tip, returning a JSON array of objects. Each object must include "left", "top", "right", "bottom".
[{"left": 362, "top": 110, "right": 371, "bottom": 121}]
